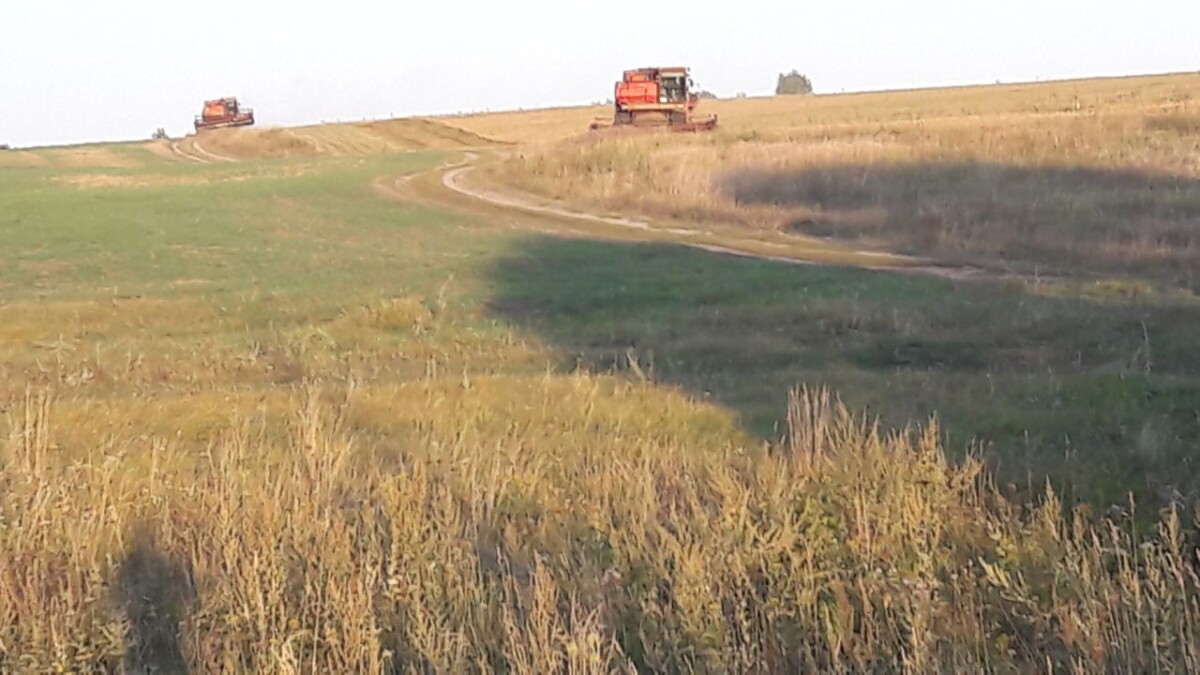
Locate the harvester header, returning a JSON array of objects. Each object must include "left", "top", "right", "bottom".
[{"left": 591, "top": 67, "right": 717, "bottom": 133}]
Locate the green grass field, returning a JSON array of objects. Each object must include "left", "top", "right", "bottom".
[
  {"left": 3, "top": 76, "right": 1200, "bottom": 672},
  {"left": 489, "top": 236, "right": 1200, "bottom": 507}
]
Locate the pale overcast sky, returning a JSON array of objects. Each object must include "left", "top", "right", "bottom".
[{"left": 2, "top": 1, "right": 1197, "bottom": 147}]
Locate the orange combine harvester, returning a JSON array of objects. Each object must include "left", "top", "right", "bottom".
[
  {"left": 591, "top": 67, "right": 717, "bottom": 133},
  {"left": 194, "top": 97, "right": 255, "bottom": 132}
]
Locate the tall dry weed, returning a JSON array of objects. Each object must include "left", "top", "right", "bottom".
[{"left": 4, "top": 381, "right": 1200, "bottom": 672}]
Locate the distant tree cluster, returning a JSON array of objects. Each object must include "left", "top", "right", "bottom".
[
  {"left": 776, "top": 70, "right": 814, "bottom": 96},
  {"left": 0, "top": 143, "right": 10, "bottom": 151},
  {"left": 696, "top": 90, "right": 718, "bottom": 100}
]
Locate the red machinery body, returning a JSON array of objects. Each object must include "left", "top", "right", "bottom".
[
  {"left": 194, "top": 97, "right": 255, "bottom": 132},
  {"left": 592, "top": 67, "right": 717, "bottom": 132}
]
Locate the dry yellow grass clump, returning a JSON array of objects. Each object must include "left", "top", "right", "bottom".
[
  {"left": 178, "top": 118, "right": 499, "bottom": 161},
  {"left": 6, "top": 384, "right": 1200, "bottom": 672}
]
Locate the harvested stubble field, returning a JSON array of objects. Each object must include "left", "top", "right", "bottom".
[{"left": 2, "top": 74, "right": 1200, "bottom": 672}]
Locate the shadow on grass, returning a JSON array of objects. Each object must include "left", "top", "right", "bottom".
[
  {"left": 720, "top": 162, "right": 1200, "bottom": 287},
  {"left": 487, "top": 234, "right": 1200, "bottom": 506},
  {"left": 115, "top": 523, "right": 194, "bottom": 674}
]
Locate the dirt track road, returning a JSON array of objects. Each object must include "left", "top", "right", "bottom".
[
  {"left": 170, "top": 141, "right": 207, "bottom": 164},
  {"left": 164, "top": 133, "right": 999, "bottom": 282},
  {"left": 423, "top": 152, "right": 998, "bottom": 282}
]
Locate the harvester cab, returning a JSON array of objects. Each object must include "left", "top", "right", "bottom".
[
  {"left": 194, "top": 97, "right": 255, "bottom": 132},
  {"left": 590, "top": 67, "right": 717, "bottom": 133},
  {"left": 659, "top": 72, "right": 688, "bottom": 103}
]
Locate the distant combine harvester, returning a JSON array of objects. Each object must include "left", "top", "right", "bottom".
[
  {"left": 590, "top": 67, "right": 718, "bottom": 133},
  {"left": 194, "top": 97, "right": 255, "bottom": 132}
]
